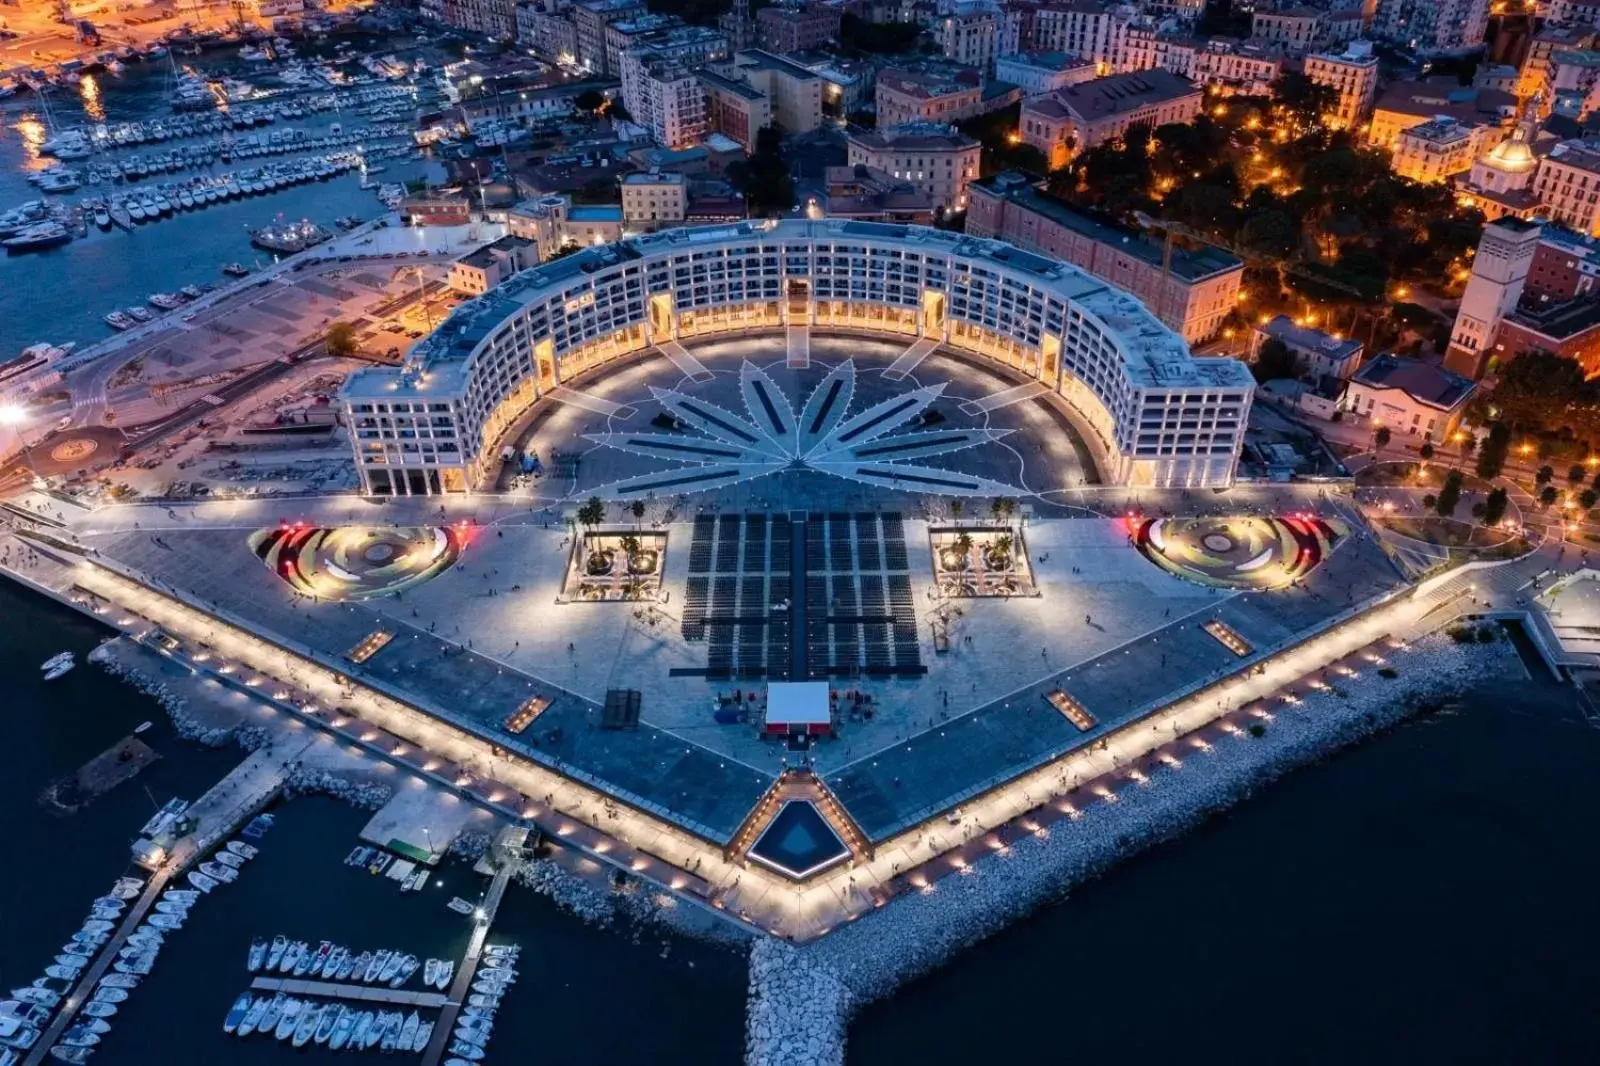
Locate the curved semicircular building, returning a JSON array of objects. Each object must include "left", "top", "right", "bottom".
[{"left": 339, "top": 218, "right": 1255, "bottom": 495}]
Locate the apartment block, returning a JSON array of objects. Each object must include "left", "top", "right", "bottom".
[
  {"left": 995, "top": 50, "right": 1097, "bottom": 96},
  {"left": 700, "top": 68, "right": 772, "bottom": 151},
  {"left": 1021, "top": 69, "right": 1202, "bottom": 169},
  {"left": 1534, "top": 140, "right": 1600, "bottom": 237},
  {"left": 754, "top": 1, "right": 841, "bottom": 52},
  {"left": 621, "top": 170, "right": 688, "bottom": 231},
  {"left": 1304, "top": 40, "right": 1379, "bottom": 129},
  {"left": 719, "top": 49, "right": 824, "bottom": 134},
  {"left": 573, "top": 0, "right": 645, "bottom": 75},
  {"left": 845, "top": 123, "right": 981, "bottom": 213}
]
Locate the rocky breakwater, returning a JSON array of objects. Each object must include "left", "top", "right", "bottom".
[
  {"left": 91, "top": 639, "right": 239, "bottom": 745},
  {"left": 740, "top": 633, "right": 1521, "bottom": 1064},
  {"left": 282, "top": 766, "right": 393, "bottom": 809}
]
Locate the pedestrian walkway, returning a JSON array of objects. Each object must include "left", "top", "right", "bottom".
[
  {"left": 786, "top": 325, "right": 810, "bottom": 369},
  {"left": 882, "top": 337, "right": 940, "bottom": 381},
  {"left": 420, "top": 861, "right": 516, "bottom": 1066},
  {"left": 548, "top": 386, "right": 635, "bottom": 420},
  {"left": 959, "top": 380, "right": 1048, "bottom": 415},
  {"left": 656, "top": 340, "right": 713, "bottom": 383},
  {"left": 249, "top": 977, "right": 447, "bottom": 1008}
]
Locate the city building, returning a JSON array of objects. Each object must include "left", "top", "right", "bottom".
[
  {"left": 402, "top": 196, "right": 473, "bottom": 226},
  {"left": 994, "top": 51, "right": 1097, "bottom": 97},
  {"left": 507, "top": 195, "right": 625, "bottom": 260},
  {"left": 1303, "top": 40, "right": 1379, "bottom": 129},
  {"left": 718, "top": 50, "right": 824, "bottom": 134},
  {"left": 516, "top": 4, "right": 578, "bottom": 63},
  {"left": 1252, "top": 314, "right": 1365, "bottom": 380},
  {"left": 1444, "top": 217, "right": 1543, "bottom": 378},
  {"left": 1517, "top": 25, "right": 1596, "bottom": 102},
  {"left": 700, "top": 69, "right": 772, "bottom": 151},
  {"left": 1123, "top": 26, "right": 1199, "bottom": 80},
  {"left": 821, "top": 164, "right": 937, "bottom": 223},
  {"left": 339, "top": 218, "right": 1255, "bottom": 495},
  {"left": 1342, "top": 354, "right": 1476, "bottom": 442},
  {"left": 1523, "top": 226, "right": 1600, "bottom": 305},
  {"left": 1493, "top": 297, "right": 1600, "bottom": 375},
  {"left": 574, "top": 0, "right": 646, "bottom": 75},
  {"left": 1030, "top": 0, "right": 1130, "bottom": 73},
  {"left": 449, "top": 235, "right": 536, "bottom": 295},
  {"left": 1454, "top": 123, "right": 1542, "bottom": 220},
  {"left": 1191, "top": 39, "right": 1284, "bottom": 96},
  {"left": 939, "top": 1, "right": 1021, "bottom": 73},
  {"left": 621, "top": 170, "right": 688, "bottom": 230},
  {"left": 1533, "top": 140, "right": 1600, "bottom": 237},
  {"left": 1367, "top": 79, "right": 1516, "bottom": 150},
  {"left": 1251, "top": 6, "right": 1326, "bottom": 53},
  {"left": 968, "top": 171, "right": 1242, "bottom": 344},
  {"left": 754, "top": 0, "right": 841, "bottom": 52},
  {"left": 1021, "top": 69, "right": 1203, "bottom": 168},
  {"left": 604, "top": 13, "right": 685, "bottom": 76},
  {"left": 1371, "top": 0, "right": 1490, "bottom": 56},
  {"left": 845, "top": 123, "right": 981, "bottom": 214},
  {"left": 871, "top": 64, "right": 1019, "bottom": 126},
  {"left": 441, "top": 0, "right": 517, "bottom": 38},
  {"left": 1391, "top": 117, "right": 1484, "bottom": 184},
  {"left": 621, "top": 52, "right": 708, "bottom": 149}
]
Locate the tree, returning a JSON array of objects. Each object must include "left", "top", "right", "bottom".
[
  {"left": 1571, "top": 464, "right": 1589, "bottom": 485},
  {"left": 727, "top": 125, "right": 794, "bottom": 216},
  {"left": 1477, "top": 422, "right": 1511, "bottom": 479},
  {"left": 1491, "top": 350, "right": 1591, "bottom": 430},
  {"left": 990, "top": 496, "right": 1016, "bottom": 523},
  {"left": 1582, "top": 489, "right": 1598, "bottom": 511},
  {"left": 1482, "top": 486, "right": 1509, "bottom": 526},
  {"left": 325, "top": 321, "right": 358, "bottom": 358},
  {"left": 1435, "top": 469, "right": 1463, "bottom": 517},
  {"left": 1252, "top": 337, "right": 1299, "bottom": 383},
  {"left": 1540, "top": 485, "right": 1560, "bottom": 509},
  {"left": 1270, "top": 70, "right": 1339, "bottom": 129},
  {"left": 1374, "top": 426, "right": 1391, "bottom": 450},
  {"left": 950, "top": 499, "right": 964, "bottom": 521},
  {"left": 577, "top": 497, "right": 605, "bottom": 528},
  {"left": 574, "top": 89, "right": 605, "bottom": 115},
  {"left": 1536, "top": 464, "right": 1554, "bottom": 486},
  {"left": 629, "top": 499, "right": 645, "bottom": 527},
  {"left": 1419, "top": 442, "right": 1434, "bottom": 461},
  {"left": 952, "top": 531, "right": 973, "bottom": 559}
]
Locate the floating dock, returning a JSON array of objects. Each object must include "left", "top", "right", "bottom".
[{"left": 249, "top": 977, "right": 447, "bottom": 1008}]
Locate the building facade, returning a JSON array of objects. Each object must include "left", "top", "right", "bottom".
[
  {"left": 1304, "top": 41, "right": 1380, "bottom": 130},
  {"left": 1342, "top": 354, "right": 1476, "bottom": 442},
  {"left": 1021, "top": 69, "right": 1203, "bottom": 168},
  {"left": 994, "top": 51, "right": 1097, "bottom": 97},
  {"left": 845, "top": 124, "right": 981, "bottom": 214},
  {"left": 700, "top": 69, "right": 772, "bottom": 151},
  {"left": 574, "top": 0, "right": 646, "bottom": 75},
  {"left": 754, "top": 1, "right": 841, "bottom": 52},
  {"left": 968, "top": 171, "right": 1242, "bottom": 344},
  {"left": 1533, "top": 140, "right": 1600, "bottom": 237},
  {"left": 1444, "top": 217, "right": 1542, "bottom": 379},
  {"left": 719, "top": 50, "right": 824, "bottom": 134},
  {"left": 1391, "top": 117, "right": 1483, "bottom": 184},
  {"left": 621, "top": 170, "right": 689, "bottom": 230},
  {"left": 1372, "top": 0, "right": 1491, "bottom": 55},
  {"left": 339, "top": 218, "right": 1255, "bottom": 495}
]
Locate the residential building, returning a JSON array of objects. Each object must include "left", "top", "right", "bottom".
[
  {"left": 845, "top": 123, "right": 981, "bottom": 213},
  {"left": 457, "top": 79, "right": 619, "bottom": 127},
  {"left": 967, "top": 171, "right": 1243, "bottom": 343},
  {"left": 939, "top": 2, "right": 1021, "bottom": 73},
  {"left": 700, "top": 69, "right": 772, "bottom": 151},
  {"left": 1251, "top": 6, "right": 1325, "bottom": 52},
  {"left": 621, "top": 51, "right": 708, "bottom": 148},
  {"left": 755, "top": 1, "right": 841, "bottom": 52},
  {"left": 719, "top": 50, "right": 824, "bottom": 134},
  {"left": 874, "top": 65, "right": 992, "bottom": 125},
  {"left": 1533, "top": 140, "right": 1600, "bottom": 237},
  {"left": 402, "top": 197, "right": 473, "bottom": 226},
  {"left": 339, "top": 217, "right": 1255, "bottom": 495},
  {"left": 1342, "top": 355, "right": 1476, "bottom": 442},
  {"left": 604, "top": 13, "right": 685, "bottom": 76},
  {"left": 1367, "top": 79, "right": 1516, "bottom": 150},
  {"left": 1030, "top": 1, "right": 1130, "bottom": 72},
  {"left": 1124, "top": 25, "right": 1199, "bottom": 79},
  {"left": 1020, "top": 69, "right": 1203, "bottom": 168},
  {"left": 793, "top": 54, "right": 875, "bottom": 116},
  {"left": 449, "top": 235, "right": 536, "bottom": 295},
  {"left": 1191, "top": 39, "right": 1284, "bottom": 96},
  {"left": 1523, "top": 226, "right": 1600, "bottom": 304},
  {"left": 1304, "top": 39, "right": 1379, "bottom": 129},
  {"left": 573, "top": 0, "right": 646, "bottom": 75},
  {"left": 822, "top": 164, "right": 937, "bottom": 223},
  {"left": 1455, "top": 124, "right": 1541, "bottom": 220},
  {"left": 1444, "top": 216, "right": 1542, "bottom": 378},
  {"left": 995, "top": 51, "right": 1097, "bottom": 97},
  {"left": 516, "top": 4, "right": 577, "bottom": 62},
  {"left": 1252, "top": 314, "right": 1365, "bottom": 379},
  {"left": 1518, "top": 25, "right": 1596, "bottom": 103},
  {"left": 621, "top": 169, "right": 688, "bottom": 230},
  {"left": 1494, "top": 297, "right": 1600, "bottom": 376},
  {"left": 1391, "top": 117, "right": 1483, "bottom": 184},
  {"left": 1371, "top": 0, "right": 1490, "bottom": 56},
  {"left": 443, "top": 0, "right": 517, "bottom": 38}
]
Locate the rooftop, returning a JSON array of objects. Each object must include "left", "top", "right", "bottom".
[
  {"left": 996, "top": 50, "right": 1094, "bottom": 73},
  {"left": 1045, "top": 69, "right": 1202, "bottom": 121},
  {"left": 730, "top": 48, "right": 820, "bottom": 81},
  {"left": 1258, "top": 314, "right": 1362, "bottom": 360},
  {"left": 848, "top": 122, "right": 979, "bottom": 152},
  {"left": 1401, "top": 117, "right": 1477, "bottom": 146},
  {"left": 1373, "top": 79, "right": 1516, "bottom": 123},
  {"left": 1546, "top": 139, "right": 1600, "bottom": 174},
  {"left": 456, "top": 234, "right": 534, "bottom": 271},
  {"left": 623, "top": 169, "right": 686, "bottom": 186},
  {"left": 1350, "top": 354, "right": 1475, "bottom": 410},
  {"left": 1507, "top": 294, "right": 1600, "bottom": 341},
  {"left": 699, "top": 68, "right": 767, "bottom": 102},
  {"left": 973, "top": 171, "right": 1243, "bottom": 283}
]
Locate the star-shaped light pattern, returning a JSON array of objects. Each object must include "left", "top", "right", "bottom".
[{"left": 583, "top": 360, "right": 1026, "bottom": 499}]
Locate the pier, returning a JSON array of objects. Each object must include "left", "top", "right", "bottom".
[
  {"left": 419, "top": 859, "right": 517, "bottom": 1066},
  {"left": 248, "top": 977, "right": 446, "bottom": 1009}
]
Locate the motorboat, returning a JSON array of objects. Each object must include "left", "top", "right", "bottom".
[
  {"left": 327, "top": 1006, "right": 357, "bottom": 1051},
  {"left": 59, "top": 943, "right": 94, "bottom": 958},
  {"left": 446, "top": 898, "right": 475, "bottom": 915},
  {"left": 224, "top": 992, "right": 251, "bottom": 1034},
  {"left": 225, "top": 840, "right": 258, "bottom": 860},
  {"left": 146, "top": 913, "right": 183, "bottom": 931},
  {"left": 4, "top": 222, "right": 72, "bottom": 254},
  {"left": 413, "top": 1019, "right": 434, "bottom": 1052},
  {"left": 222, "top": 262, "right": 251, "bottom": 277},
  {"left": 148, "top": 292, "right": 183, "bottom": 311},
  {"left": 77, "top": 1019, "right": 110, "bottom": 1035},
  {"left": 213, "top": 850, "right": 244, "bottom": 870},
  {"left": 304, "top": 941, "right": 331, "bottom": 977},
  {"left": 281, "top": 941, "right": 308, "bottom": 975},
  {"left": 154, "top": 901, "right": 189, "bottom": 917},
  {"left": 49, "top": 1048, "right": 93, "bottom": 1065},
  {"left": 398, "top": 1011, "right": 420, "bottom": 1051},
  {"left": 113, "top": 955, "right": 153, "bottom": 976},
  {"left": 198, "top": 861, "right": 236, "bottom": 884},
  {"left": 0, "top": 1005, "right": 48, "bottom": 1028},
  {"left": 81, "top": 1001, "right": 117, "bottom": 1020},
  {"left": 10, "top": 988, "right": 58, "bottom": 1009},
  {"left": 104, "top": 310, "right": 136, "bottom": 331},
  {"left": 56, "top": 1029, "right": 99, "bottom": 1049},
  {"left": 265, "top": 935, "right": 287, "bottom": 971},
  {"left": 448, "top": 1040, "right": 485, "bottom": 1061},
  {"left": 247, "top": 938, "right": 266, "bottom": 973},
  {"left": 388, "top": 953, "right": 417, "bottom": 987},
  {"left": 363, "top": 950, "right": 390, "bottom": 984},
  {"left": 466, "top": 993, "right": 498, "bottom": 1010},
  {"left": 377, "top": 951, "right": 404, "bottom": 985},
  {"left": 162, "top": 889, "right": 198, "bottom": 904},
  {"left": 291, "top": 940, "right": 318, "bottom": 977},
  {"left": 81, "top": 921, "right": 115, "bottom": 935},
  {"left": 378, "top": 1011, "right": 401, "bottom": 1052},
  {"left": 94, "top": 205, "right": 112, "bottom": 229},
  {"left": 423, "top": 959, "right": 439, "bottom": 988},
  {"left": 44, "top": 658, "right": 76, "bottom": 681},
  {"left": 51, "top": 955, "right": 88, "bottom": 971},
  {"left": 187, "top": 870, "right": 217, "bottom": 894},
  {"left": 313, "top": 1003, "right": 340, "bottom": 1044},
  {"left": 89, "top": 987, "right": 125, "bottom": 1004},
  {"left": 320, "top": 946, "right": 346, "bottom": 979},
  {"left": 41, "top": 652, "right": 72, "bottom": 672},
  {"left": 87, "top": 906, "right": 121, "bottom": 922},
  {"left": 126, "top": 306, "right": 154, "bottom": 324},
  {"left": 67, "top": 932, "right": 106, "bottom": 949},
  {"left": 125, "top": 930, "right": 162, "bottom": 949},
  {"left": 341, "top": 951, "right": 368, "bottom": 981},
  {"left": 348, "top": 1011, "right": 374, "bottom": 1050},
  {"left": 97, "top": 974, "right": 138, "bottom": 990},
  {"left": 237, "top": 994, "right": 269, "bottom": 1037},
  {"left": 256, "top": 994, "right": 285, "bottom": 1035},
  {"left": 271, "top": 997, "right": 302, "bottom": 1041},
  {"left": 434, "top": 960, "right": 455, "bottom": 990},
  {"left": 110, "top": 878, "right": 143, "bottom": 900},
  {"left": 290, "top": 1002, "right": 321, "bottom": 1047},
  {"left": 1, "top": 1021, "right": 40, "bottom": 1052}
]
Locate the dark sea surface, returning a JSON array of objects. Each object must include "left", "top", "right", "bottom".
[
  {"left": 0, "top": 58, "right": 443, "bottom": 352},
  {"left": 0, "top": 581, "right": 748, "bottom": 1065},
  {"left": 849, "top": 678, "right": 1600, "bottom": 1065}
]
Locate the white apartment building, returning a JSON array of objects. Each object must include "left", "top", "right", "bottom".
[
  {"left": 994, "top": 51, "right": 1097, "bottom": 96},
  {"left": 1251, "top": 6, "right": 1325, "bottom": 53},
  {"left": 338, "top": 219, "right": 1256, "bottom": 495},
  {"left": 1391, "top": 117, "right": 1483, "bottom": 184},
  {"left": 1533, "top": 140, "right": 1600, "bottom": 236},
  {"left": 1031, "top": 1, "right": 1130, "bottom": 73},
  {"left": 939, "top": 2, "right": 1020, "bottom": 73},
  {"left": 621, "top": 170, "right": 688, "bottom": 230},
  {"left": 1304, "top": 41, "right": 1379, "bottom": 129},
  {"left": 621, "top": 51, "right": 708, "bottom": 148},
  {"left": 1372, "top": 0, "right": 1491, "bottom": 55},
  {"left": 845, "top": 123, "right": 981, "bottom": 213}
]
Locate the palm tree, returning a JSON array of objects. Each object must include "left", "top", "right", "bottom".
[
  {"left": 630, "top": 499, "right": 645, "bottom": 528},
  {"left": 577, "top": 497, "right": 605, "bottom": 529}
]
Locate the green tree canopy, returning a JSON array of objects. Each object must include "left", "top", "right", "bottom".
[{"left": 325, "top": 321, "right": 358, "bottom": 358}]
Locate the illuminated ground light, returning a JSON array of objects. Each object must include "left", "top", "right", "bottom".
[
  {"left": 1131, "top": 515, "right": 1347, "bottom": 590},
  {"left": 247, "top": 524, "right": 464, "bottom": 601}
]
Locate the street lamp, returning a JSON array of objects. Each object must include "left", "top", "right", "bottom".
[{"left": 0, "top": 403, "right": 42, "bottom": 482}]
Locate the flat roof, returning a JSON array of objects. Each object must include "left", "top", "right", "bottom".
[
  {"left": 766, "top": 681, "right": 831, "bottom": 726},
  {"left": 1051, "top": 69, "right": 1201, "bottom": 121},
  {"left": 1350, "top": 354, "right": 1475, "bottom": 410}
]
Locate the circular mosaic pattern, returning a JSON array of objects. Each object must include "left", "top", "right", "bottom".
[
  {"left": 1133, "top": 515, "right": 1346, "bottom": 590},
  {"left": 49, "top": 438, "right": 99, "bottom": 463},
  {"left": 247, "top": 525, "right": 463, "bottom": 600}
]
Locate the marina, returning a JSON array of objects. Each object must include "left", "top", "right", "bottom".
[{"left": 246, "top": 980, "right": 445, "bottom": 1010}]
